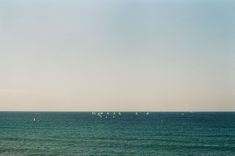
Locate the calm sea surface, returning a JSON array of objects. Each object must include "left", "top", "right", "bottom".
[{"left": 0, "top": 112, "right": 234, "bottom": 155}]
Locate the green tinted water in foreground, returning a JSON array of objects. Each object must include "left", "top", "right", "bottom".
[{"left": 0, "top": 112, "right": 235, "bottom": 155}]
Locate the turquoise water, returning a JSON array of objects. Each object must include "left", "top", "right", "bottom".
[{"left": 0, "top": 112, "right": 235, "bottom": 155}]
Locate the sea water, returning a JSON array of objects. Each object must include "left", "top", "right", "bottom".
[{"left": 0, "top": 112, "right": 234, "bottom": 155}]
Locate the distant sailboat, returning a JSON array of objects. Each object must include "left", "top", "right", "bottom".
[
  {"left": 33, "top": 117, "right": 40, "bottom": 123},
  {"left": 97, "top": 113, "right": 102, "bottom": 118}
]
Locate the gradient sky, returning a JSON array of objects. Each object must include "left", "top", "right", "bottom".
[{"left": 0, "top": 0, "right": 235, "bottom": 111}]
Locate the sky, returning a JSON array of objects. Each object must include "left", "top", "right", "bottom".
[{"left": 0, "top": 0, "right": 235, "bottom": 111}]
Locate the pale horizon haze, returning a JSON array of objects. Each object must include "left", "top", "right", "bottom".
[{"left": 0, "top": 0, "right": 235, "bottom": 111}]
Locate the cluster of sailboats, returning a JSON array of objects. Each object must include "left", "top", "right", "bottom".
[
  {"left": 92, "top": 112, "right": 121, "bottom": 118},
  {"left": 91, "top": 112, "right": 150, "bottom": 118}
]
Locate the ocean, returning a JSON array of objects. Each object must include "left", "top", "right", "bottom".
[{"left": 0, "top": 112, "right": 234, "bottom": 155}]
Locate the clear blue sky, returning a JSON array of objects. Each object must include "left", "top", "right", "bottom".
[{"left": 0, "top": 0, "right": 234, "bottom": 111}]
